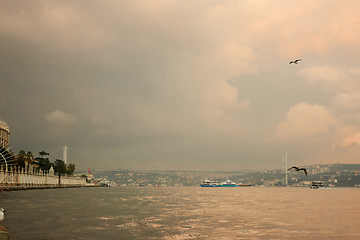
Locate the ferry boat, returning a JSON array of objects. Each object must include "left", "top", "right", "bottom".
[
  {"left": 310, "top": 181, "right": 326, "bottom": 189},
  {"left": 219, "top": 180, "right": 238, "bottom": 187},
  {"left": 200, "top": 180, "right": 219, "bottom": 187},
  {"left": 201, "top": 179, "right": 252, "bottom": 187}
]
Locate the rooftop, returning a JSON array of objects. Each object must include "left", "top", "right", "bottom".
[{"left": 0, "top": 119, "right": 9, "bottom": 132}]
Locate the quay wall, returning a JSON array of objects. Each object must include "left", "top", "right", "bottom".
[{"left": 0, "top": 171, "right": 86, "bottom": 187}]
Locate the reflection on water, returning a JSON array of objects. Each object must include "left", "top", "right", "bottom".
[{"left": 1, "top": 186, "right": 360, "bottom": 239}]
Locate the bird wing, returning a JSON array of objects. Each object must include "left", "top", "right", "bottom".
[
  {"left": 288, "top": 166, "right": 299, "bottom": 171},
  {"left": 297, "top": 168, "right": 307, "bottom": 175},
  {"left": 290, "top": 59, "right": 301, "bottom": 64}
]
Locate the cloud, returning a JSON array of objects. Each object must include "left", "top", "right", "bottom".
[
  {"left": 276, "top": 103, "right": 336, "bottom": 140},
  {"left": 221, "top": 40, "right": 257, "bottom": 76},
  {"left": 332, "top": 93, "right": 360, "bottom": 110},
  {"left": 91, "top": 115, "right": 111, "bottom": 125},
  {"left": 349, "top": 68, "right": 360, "bottom": 76},
  {"left": 3, "top": 1, "right": 360, "bottom": 170},
  {"left": 45, "top": 110, "right": 77, "bottom": 126},
  {"left": 205, "top": 80, "right": 247, "bottom": 111},
  {"left": 342, "top": 132, "right": 360, "bottom": 147},
  {"left": 299, "top": 66, "right": 345, "bottom": 88}
]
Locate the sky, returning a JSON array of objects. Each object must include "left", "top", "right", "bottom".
[{"left": 1, "top": 0, "right": 360, "bottom": 171}]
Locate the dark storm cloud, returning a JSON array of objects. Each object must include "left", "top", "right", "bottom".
[{"left": 2, "top": 1, "right": 360, "bottom": 170}]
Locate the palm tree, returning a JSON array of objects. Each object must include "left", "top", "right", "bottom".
[
  {"left": 16, "top": 150, "right": 27, "bottom": 172},
  {"left": 16, "top": 150, "right": 34, "bottom": 173},
  {"left": 25, "top": 151, "right": 33, "bottom": 173}
]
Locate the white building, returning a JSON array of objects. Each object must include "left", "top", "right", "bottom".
[{"left": 0, "top": 119, "right": 10, "bottom": 149}]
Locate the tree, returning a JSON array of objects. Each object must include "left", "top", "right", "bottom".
[
  {"left": 16, "top": 150, "right": 34, "bottom": 173},
  {"left": 25, "top": 151, "right": 33, "bottom": 173},
  {"left": 16, "top": 150, "right": 27, "bottom": 171},
  {"left": 26, "top": 151, "right": 33, "bottom": 161},
  {"left": 39, "top": 151, "right": 49, "bottom": 157},
  {"left": 66, "top": 163, "right": 76, "bottom": 175},
  {"left": 53, "top": 159, "right": 67, "bottom": 184},
  {"left": 33, "top": 151, "right": 51, "bottom": 174}
]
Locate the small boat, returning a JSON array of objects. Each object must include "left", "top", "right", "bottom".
[
  {"left": 310, "top": 181, "right": 326, "bottom": 189},
  {"left": 219, "top": 180, "right": 238, "bottom": 187},
  {"left": 200, "top": 180, "right": 219, "bottom": 187}
]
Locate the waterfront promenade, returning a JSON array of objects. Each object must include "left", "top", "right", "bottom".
[
  {"left": 0, "top": 184, "right": 97, "bottom": 192},
  {"left": 0, "top": 167, "right": 86, "bottom": 188}
]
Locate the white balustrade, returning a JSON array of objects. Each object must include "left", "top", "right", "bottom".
[{"left": 0, "top": 170, "right": 85, "bottom": 186}]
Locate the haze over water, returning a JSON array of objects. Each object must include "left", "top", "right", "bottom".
[{"left": 1, "top": 186, "right": 360, "bottom": 239}]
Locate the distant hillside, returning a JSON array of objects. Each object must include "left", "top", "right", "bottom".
[
  {"left": 77, "top": 164, "right": 360, "bottom": 187},
  {"left": 328, "top": 164, "right": 360, "bottom": 171}
]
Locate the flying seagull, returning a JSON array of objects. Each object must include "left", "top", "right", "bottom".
[
  {"left": 288, "top": 166, "right": 307, "bottom": 175},
  {"left": 0, "top": 208, "right": 5, "bottom": 223},
  {"left": 289, "top": 59, "right": 301, "bottom": 64}
]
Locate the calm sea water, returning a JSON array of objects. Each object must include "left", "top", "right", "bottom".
[{"left": 1, "top": 186, "right": 360, "bottom": 240}]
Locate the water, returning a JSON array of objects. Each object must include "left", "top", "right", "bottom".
[{"left": 1, "top": 186, "right": 360, "bottom": 239}]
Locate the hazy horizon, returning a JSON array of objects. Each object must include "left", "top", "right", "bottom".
[{"left": 2, "top": 1, "right": 360, "bottom": 171}]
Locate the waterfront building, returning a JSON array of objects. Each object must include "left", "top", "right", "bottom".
[
  {"left": 0, "top": 119, "right": 15, "bottom": 181},
  {"left": 0, "top": 119, "right": 10, "bottom": 149},
  {"left": 0, "top": 119, "right": 13, "bottom": 172},
  {"left": 0, "top": 119, "right": 86, "bottom": 187}
]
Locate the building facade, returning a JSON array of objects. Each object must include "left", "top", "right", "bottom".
[{"left": 0, "top": 119, "right": 10, "bottom": 149}]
